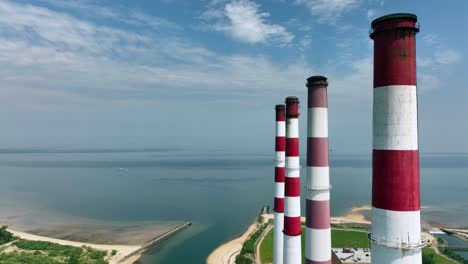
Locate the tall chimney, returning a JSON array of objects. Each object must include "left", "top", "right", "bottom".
[
  {"left": 305, "top": 76, "right": 331, "bottom": 264},
  {"left": 274, "top": 104, "right": 286, "bottom": 264},
  {"left": 369, "top": 13, "right": 424, "bottom": 263},
  {"left": 283, "top": 96, "right": 302, "bottom": 264}
]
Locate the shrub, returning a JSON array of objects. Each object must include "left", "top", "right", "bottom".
[
  {"left": 0, "top": 226, "right": 14, "bottom": 245},
  {"left": 235, "top": 254, "right": 253, "bottom": 264}
]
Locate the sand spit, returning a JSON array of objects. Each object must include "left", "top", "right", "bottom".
[
  {"left": 206, "top": 223, "right": 258, "bottom": 264},
  {"left": 7, "top": 229, "right": 141, "bottom": 264},
  {"left": 207, "top": 216, "right": 270, "bottom": 264},
  {"left": 332, "top": 206, "right": 371, "bottom": 225}
]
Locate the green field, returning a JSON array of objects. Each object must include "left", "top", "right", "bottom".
[
  {"left": 259, "top": 227, "right": 456, "bottom": 264},
  {"left": 330, "top": 229, "right": 370, "bottom": 248},
  {"left": 422, "top": 247, "right": 457, "bottom": 264},
  {"left": 260, "top": 228, "right": 369, "bottom": 264}
]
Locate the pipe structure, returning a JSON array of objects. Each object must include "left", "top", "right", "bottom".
[
  {"left": 283, "top": 96, "right": 301, "bottom": 264},
  {"left": 369, "top": 13, "right": 424, "bottom": 263},
  {"left": 274, "top": 104, "right": 286, "bottom": 264},
  {"left": 305, "top": 76, "right": 331, "bottom": 264}
]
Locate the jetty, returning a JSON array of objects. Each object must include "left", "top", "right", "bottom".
[
  {"left": 120, "top": 222, "right": 192, "bottom": 262},
  {"left": 439, "top": 246, "right": 468, "bottom": 251}
]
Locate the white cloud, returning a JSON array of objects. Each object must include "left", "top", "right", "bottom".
[
  {"left": 416, "top": 50, "right": 461, "bottom": 91},
  {"left": 422, "top": 33, "right": 439, "bottom": 46},
  {"left": 295, "top": 0, "right": 360, "bottom": 23},
  {"left": 0, "top": 0, "right": 156, "bottom": 55},
  {"left": 0, "top": 0, "right": 375, "bottom": 113},
  {"left": 38, "top": 0, "right": 179, "bottom": 30},
  {"left": 202, "top": 0, "right": 294, "bottom": 45},
  {"left": 200, "top": 7, "right": 225, "bottom": 20},
  {"left": 367, "top": 9, "right": 376, "bottom": 19},
  {"left": 418, "top": 73, "right": 441, "bottom": 92},
  {"left": 417, "top": 57, "right": 433, "bottom": 68},
  {"left": 434, "top": 50, "right": 462, "bottom": 65}
]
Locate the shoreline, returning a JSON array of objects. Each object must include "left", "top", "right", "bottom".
[
  {"left": 7, "top": 228, "right": 143, "bottom": 264},
  {"left": 206, "top": 223, "right": 257, "bottom": 264},
  {"left": 205, "top": 213, "right": 369, "bottom": 264},
  {"left": 207, "top": 205, "right": 467, "bottom": 264},
  {"left": 206, "top": 207, "right": 372, "bottom": 264},
  {"left": 206, "top": 217, "right": 266, "bottom": 264},
  {"left": 4, "top": 222, "right": 191, "bottom": 264}
]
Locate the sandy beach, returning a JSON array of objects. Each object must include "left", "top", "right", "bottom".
[
  {"left": 202, "top": 217, "right": 304, "bottom": 264},
  {"left": 206, "top": 220, "right": 263, "bottom": 264},
  {"left": 207, "top": 207, "right": 372, "bottom": 264},
  {"left": 7, "top": 228, "right": 142, "bottom": 264},
  {"left": 207, "top": 205, "right": 463, "bottom": 264},
  {"left": 332, "top": 205, "right": 371, "bottom": 224}
]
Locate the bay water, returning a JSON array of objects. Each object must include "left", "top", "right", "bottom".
[{"left": 0, "top": 149, "right": 466, "bottom": 263}]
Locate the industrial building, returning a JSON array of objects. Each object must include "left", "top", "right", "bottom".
[{"left": 332, "top": 248, "right": 371, "bottom": 264}]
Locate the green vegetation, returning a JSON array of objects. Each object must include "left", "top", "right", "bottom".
[
  {"left": 111, "top": 250, "right": 117, "bottom": 256},
  {"left": 331, "top": 229, "right": 370, "bottom": 248},
  {"left": 331, "top": 222, "right": 370, "bottom": 231},
  {"left": 438, "top": 247, "right": 468, "bottom": 264},
  {"left": 260, "top": 228, "right": 460, "bottom": 264},
  {"left": 235, "top": 224, "right": 268, "bottom": 264},
  {"left": 0, "top": 238, "right": 109, "bottom": 264},
  {"left": 0, "top": 252, "right": 64, "bottom": 264},
  {"left": 422, "top": 247, "right": 458, "bottom": 264},
  {"left": 0, "top": 226, "right": 14, "bottom": 245},
  {"left": 259, "top": 227, "right": 274, "bottom": 263},
  {"left": 235, "top": 254, "right": 253, "bottom": 264},
  {"left": 260, "top": 228, "right": 369, "bottom": 264}
]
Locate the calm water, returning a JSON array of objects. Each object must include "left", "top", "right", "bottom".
[
  {"left": 0, "top": 149, "right": 467, "bottom": 263},
  {"left": 435, "top": 234, "right": 468, "bottom": 259}
]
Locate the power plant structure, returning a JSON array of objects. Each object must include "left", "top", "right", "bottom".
[
  {"left": 283, "top": 96, "right": 302, "bottom": 264},
  {"left": 369, "top": 13, "right": 424, "bottom": 263},
  {"left": 305, "top": 76, "right": 332, "bottom": 264},
  {"left": 269, "top": 12, "right": 424, "bottom": 264},
  {"left": 273, "top": 104, "right": 286, "bottom": 264}
]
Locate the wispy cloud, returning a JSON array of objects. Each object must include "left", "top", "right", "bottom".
[
  {"left": 418, "top": 73, "right": 441, "bottom": 92},
  {"left": 422, "top": 33, "right": 439, "bottom": 46},
  {"left": 417, "top": 49, "right": 462, "bottom": 70},
  {"left": 367, "top": 9, "right": 377, "bottom": 20},
  {"left": 201, "top": 0, "right": 294, "bottom": 45},
  {"left": 295, "top": 0, "right": 360, "bottom": 24},
  {"left": 417, "top": 57, "right": 434, "bottom": 68},
  {"left": 38, "top": 0, "right": 179, "bottom": 30},
  {"left": 416, "top": 49, "right": 461, "bottom": 91},
  {"left": 434, "top": 50, "right": 462, "bottom": 65},
  {"left": 0, "top": 0, "right": 377, "bottom": 113}
]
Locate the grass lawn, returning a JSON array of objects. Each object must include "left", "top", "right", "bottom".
[
  {"left": 260, "top": 228, "right": 369, "bottom": 264},
  {"left": 259, "top": 228, "right": 455, "bottom": 264},
  {"left": 259, "top": 227, "right": 274, "bottom": 263},
  {"left": 422, "top": 247, "right": 457, "bottom": 264},
  {"left": 331, "top": 229, "right": 370, "bottom": 248}
]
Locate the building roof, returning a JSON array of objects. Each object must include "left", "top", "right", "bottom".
[{"left": 332, "top": 248, "right": 371, "bottom": 263}]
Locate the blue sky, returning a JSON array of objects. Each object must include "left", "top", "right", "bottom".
[{"left": 0, "top": 0, "right": 466, "bottom": 153}]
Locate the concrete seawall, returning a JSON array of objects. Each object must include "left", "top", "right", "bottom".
[{"left": 120, "top": 222, "right": 192, "bottom": 262}]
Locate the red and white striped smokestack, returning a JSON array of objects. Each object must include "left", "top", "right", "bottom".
[
  {"left": 305, "top": 76, "right": 331, "bottom": 264},
  {"left": 274, "top": 104, "right": 286, "bottom": 264},
  {"left": 369, "top": 13, "right": 424, "bottom": 263},
  {"left": 283, "top": 96, "right": 301, "bottom": 264}
]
